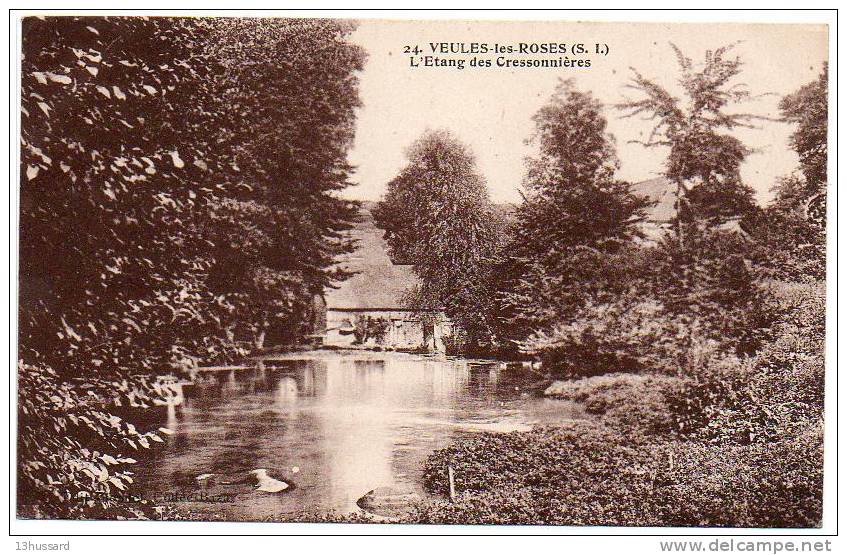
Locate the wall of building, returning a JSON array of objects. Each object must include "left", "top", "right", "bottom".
[{"left": 325, "top": 309, "right": 450, "bottom": 352}]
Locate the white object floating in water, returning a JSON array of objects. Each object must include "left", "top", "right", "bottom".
[
  {"left": 250, "top": 469, "right": 289, "bottom": 493},
  {"left": 291, "top": 466, "right": 300, "bottom": 474},
  {"left": 195, "top": 473, "right": 215, "bottom": 489}
]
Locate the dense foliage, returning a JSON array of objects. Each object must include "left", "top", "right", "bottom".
[
  {"left": 19, "top": 16, "right": 363, "bottom": 518},
  {"left": 418, "top": 423, "right": 661, "bottom": 526},
  {"left": 780, "top": 64, "right": 828, "bottom": 195},
  {"left": 19, "top": 22, "right": 826, "bottom": 527},
  {"left": 17, "top": 362, "right": 173, "bottom": 519},
  {"left": 200, "top": 19, "right": 363, "bottom": 348},
  {"left": 496, "top": 81, "right": 650, "bottom": 349},
  {"left": 543, "top": 373, "right": 691, "bottom": 437},
  {"left": 410, "top": 48, "right": 826, "bottom": 529},
  {"left": 418, "top": 281, "right": 824, "bottom": 526},
  {"left": 21, "top": 17, "right": 227, "bottom": 379},
  {"left": 373, "top": 130, "right": 504, "bottom": 351},
  {"left": 748, "top": 66, "right": 828, "bottom": 281},
  {"left": 417, "top": 417, "right": 821, "bottom": 527},
  {"left": 618, "top": 43, "right": 759, "bottom": 225},
  {"left": 513, "top": 47, "right": 777, "bottom": 377}
]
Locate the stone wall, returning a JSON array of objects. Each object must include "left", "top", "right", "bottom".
[{"left": 325, "top": 309, "right": 450, "bottom": 352}]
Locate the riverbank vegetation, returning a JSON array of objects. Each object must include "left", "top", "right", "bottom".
[
  {"left": 376, "top": 46, "right": 826, "bottom": 527},
  {"left": 18, "top": 17, "right": 364, "bottom": 518},
  {"left": 18, "top": 19, "right": 826, "bottom": 528},
  {"left": 372, "top": 129, "right": 505, "bottom": 354}
]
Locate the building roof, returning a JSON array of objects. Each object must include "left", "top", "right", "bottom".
[
  {"left": 324, "top": 206, "right": 422, "bottom": 310},
  {"left": 326, "top": 264, "right": 420, "bottom": 310},
  {"left": 327, "top": 179, "right": 678, "bottom": 309},
  {"left": 631, "top": 176, "right": 677, "bottom": 223}
]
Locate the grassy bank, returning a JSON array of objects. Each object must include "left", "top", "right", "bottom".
[
  {"left": 414, "top": 423, "right": 821, "bottom": 527},
  {"left": 406, "top": 280, "right": 824, "bottom": 527}
]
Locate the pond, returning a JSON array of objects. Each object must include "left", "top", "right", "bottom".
[{"left": 133, "top": 351, "right": 584, "bottom": 521}]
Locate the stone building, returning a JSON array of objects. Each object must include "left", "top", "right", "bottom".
[
  {"left": 631, "top": 176, "right": 744, "bottom": 238},
  {"left": 321, "top": 204, "right": 451, "bottom": 352},
  {"left": 631, "top": 176, "right": 677, "bottom": 240}
]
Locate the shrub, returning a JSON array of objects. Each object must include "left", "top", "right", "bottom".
[
  {"left": 418, "top": 423, "right": 662, "bottom": 525},
  {"left": 655, "top": 425, "right": 823, "bottom": 528},
  {"left": 685, "top": 280, "right": 824, "bottom": 445},
  {"left": 352, "top": 315, "right": 390, "bottom": 345},
  {"left": 495, "top": 81, "right": 652, "bottom": 347},
  {"left": 415, "top": 421, "right": 822, "bottom": 527},
  {"left": 545, "top": 373, "right": 691, "bottom": 437}
]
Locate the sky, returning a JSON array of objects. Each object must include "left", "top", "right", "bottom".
[{"left": 343, "top": 19, "right": 828, "bottom": 205}]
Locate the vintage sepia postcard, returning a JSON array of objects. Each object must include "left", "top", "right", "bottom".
[{"left": 11, "top": 9, "right": 835, "bottom": 540}]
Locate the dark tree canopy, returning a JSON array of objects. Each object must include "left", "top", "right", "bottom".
[
  {"left": 749, "top": 65, "right": 828, "bottom": 282},
  {"left": 373, "top": 129, "right": 503, "bottom": 348},
  {"left": 497, "top": 80, "right": 650, "bottom": 342},
  {"left": 776, "top": 64, "right": 828, "bottom": 211},
  {"left": 18, "top": 16, "right": 364, "bottom": 518},
  {"left": 618, "top": 43, "right": 759, "bottom": 224}
]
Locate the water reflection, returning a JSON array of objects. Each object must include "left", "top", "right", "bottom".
[
  {"left": 165, "top": 402, "right": 177, "bottom": 432},
  {"left": 275, "top": 376, "right": 299, "bottom": 418},
  {"left": 134, "top": 353, "right": 583, "bottom": 521}
]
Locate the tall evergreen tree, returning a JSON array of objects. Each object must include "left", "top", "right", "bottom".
[{"left": 498, "top": 80, "right": 650, "bottom": 344}]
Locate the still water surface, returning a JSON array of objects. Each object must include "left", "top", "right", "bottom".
[{"left": 134, "top": 351, "right": 582, "bottom": 521}]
